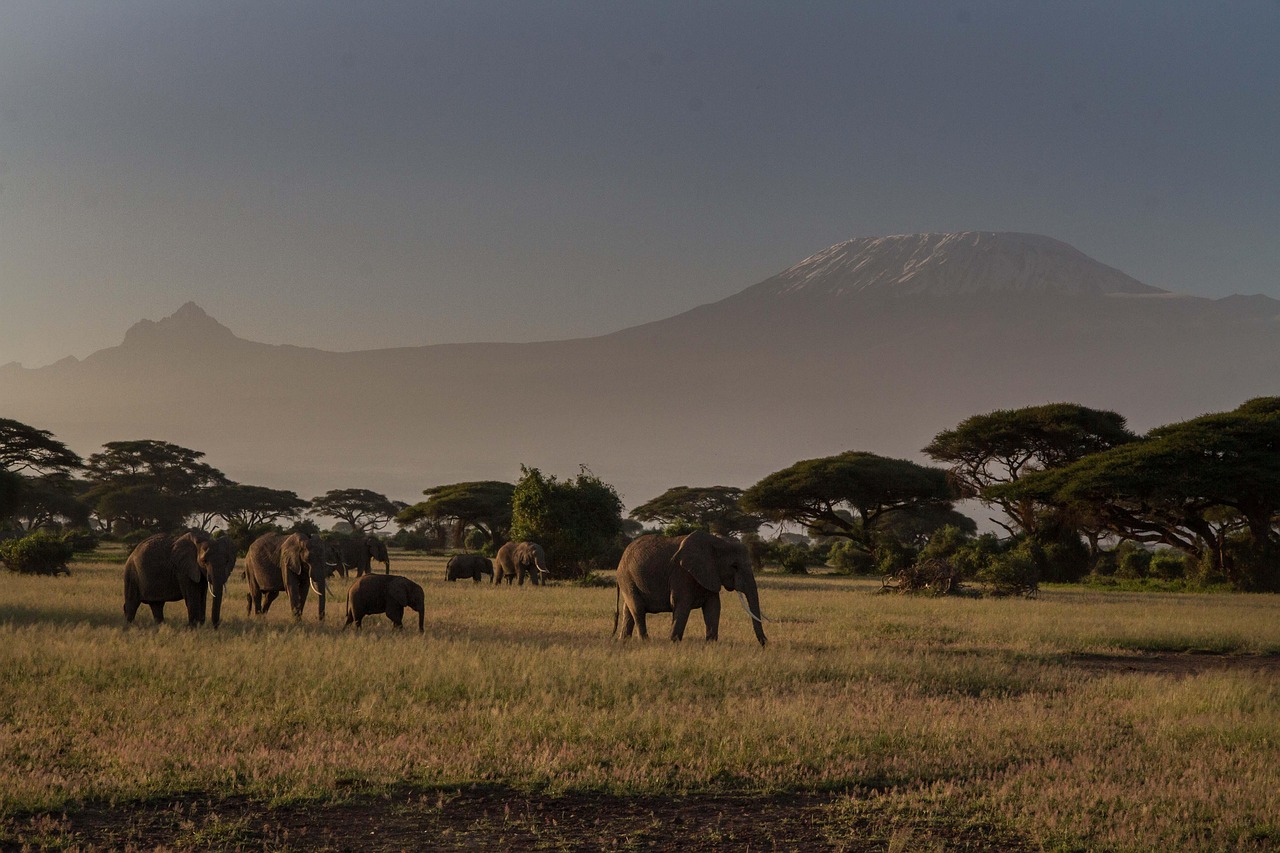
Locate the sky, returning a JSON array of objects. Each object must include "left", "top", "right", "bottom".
[{"left": 1, "top": 1, "right": 1278, "bottom": 367}]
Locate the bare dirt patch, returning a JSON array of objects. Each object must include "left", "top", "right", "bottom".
[
  {"left": 2, "top": 787, "right": 1035, "bottom": 852},
  {"left": 1067, "top": 651, "right": 1280, "bottom": 677}
]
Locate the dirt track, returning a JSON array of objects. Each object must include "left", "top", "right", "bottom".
[{"left": 3, "top": 787, "right": 1036, "bottom": 852}]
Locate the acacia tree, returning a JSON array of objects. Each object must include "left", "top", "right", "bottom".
[
  {"left": 996, "top": 397, "right": 1280, "bottom": 590},
  {"left": 10, "top": 474, "right": 92, "bottom": 531},
  {"left": 196, "top": 484, "right": 311, "bottom": 531},
  {"left": 396, "top": 481, "right": 514, "bottom": 548},
  {"left": 629, "top": 486, "right": 763, "bottom": 537},
  {"left": 509, "top": 466, "right": 623, "bottom": 576},
  {"left": 924, "top": 403, "right": 1134, "bottom": 535},
  {"left": 0, "top": 418, "right": 82, "bottom": 476},
  {"left": 310, "top": 488, "right": 404, "bottom": 533},
  {"left": 742, "top": 451, "right": 956, "bottom": 561},
  {"left": 84, "top": 440, "right": 231, "bottom": 532}
]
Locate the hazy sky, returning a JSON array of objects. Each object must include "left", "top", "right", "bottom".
[{"left": 1, "top": 1, "right": 1277, "bottom": 367}]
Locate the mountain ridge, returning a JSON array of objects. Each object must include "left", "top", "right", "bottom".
[{"left": 2, "top": 232, "right": 1277, "bottom": 506}]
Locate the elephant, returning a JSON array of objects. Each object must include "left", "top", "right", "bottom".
[
  {"left": 614, "top": 531, "right": 767, "bottom": 646},
  {"left": 494, "top": 540, "right": 549, "bottom": 585},
  {"left": 344, "top": 574, "right": 425, "bottom": 632},
  {"left": 329, "top": 535, "right": 390, "bottom": 577},
  {"left": 446, "top": 553, "right": 493, "bottom": 582},
  {"left": 244, "top": 532, "right": 332, "bottom": 621},
  {"left": 123, "top": 531, "right": 237, "bottom": 627}
]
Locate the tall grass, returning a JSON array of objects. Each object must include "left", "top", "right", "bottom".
[{"left": 2, "top": 556, "right": 1278, "bottom": 850}]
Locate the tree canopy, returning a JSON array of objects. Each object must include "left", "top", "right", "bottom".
[
  {"left": 0, "top": 418, "right": 82, "bottom": 475},
  {"left": 742, "top": 451, "right": 956, "bottom": 558},
  {"left": 923, "top": 403, "right": 1134, "bottom": 534},
  {"left": 310, "top": 488, "right": 404, "bottom": 533},
  {"left": 510, "top": 466, "right": 623, "bottom": 576},
  {"left": 629, "top": 485, "right": 762, "bottom": 537},
  {"left": 204, "top": 484, "right": 311, "bottom": 530},
  {"left": 83, "top": 440, "right": 231, "bottom": 532},
  {"left": 994, "top": 397, "right": 1280, "bottom": 590},
  {"left": 397, "top": 480, "right": 514, "bottom": 546}
]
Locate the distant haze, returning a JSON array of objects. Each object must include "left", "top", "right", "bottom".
[
  {"left": 3, "top": 232, "right": 1277, "bottom": 509},
  {"left": 1, "top": 3, "right": 1279, "bottom": 368}
]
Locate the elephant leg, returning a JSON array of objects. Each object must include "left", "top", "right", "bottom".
[
  {"left": 148, "top": 602, "right": 166, "bottom": 624},
  {"left": 634, "top": 608, "right": 649, "bottom": 640},
  {"left": 618, "top": 607, "right": 636, "bottom": 639},
  {"left": 702, "top": 594, "right": 721, "bottom": 642},
  {"left": 386, "top": 603, "right": 404, "bottom": 629},
  {"left": 670, "top": 602, "right": 693, "bottom": 642},
  {"left": 183, "top": 584, "right": 205, "bottom": 627},
  {"left": 261, "top": 590, "right": 280, "bottom": 615},
  {"left": 124, "top": 576, "right": 142, "bottom": 624},
  {"left": 343, "top": 610, "right": 354, "bottom": 629}
]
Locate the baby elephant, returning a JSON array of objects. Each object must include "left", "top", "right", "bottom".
[{"left": 344, "top": 574, "right": 425, "bottom": 633}]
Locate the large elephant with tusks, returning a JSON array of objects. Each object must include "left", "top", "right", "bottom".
[
  {"left": 614, "top": 531, "right": 767, "bottom": 645},
  {"left": 245, "top": 532, "right": 332, "bottom": 620},
  {"left": 123, "top": 531, "right": 237, "bottom": 627}
]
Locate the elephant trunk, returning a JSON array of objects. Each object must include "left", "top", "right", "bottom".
[
  {"left": 736, "top": 570, "right": 767, "bottom": 647},
  {"left": 209, "top": 580, "right": 224, "bottom": 629},
  {"left": 310, "top": 574, "right": 326, "bottom": 621}
]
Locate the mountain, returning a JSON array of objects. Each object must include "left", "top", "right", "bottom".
[{"left": 2, "top": 233, "right": 1278, "bottom": 506}]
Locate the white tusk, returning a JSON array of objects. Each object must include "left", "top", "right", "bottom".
[
  {"left": 209, "top": 582, "right": 221, "bottom": 599},
  {"left": 736, "top": 590, "right": 773, "bottom": 624},
  {"left": 310, "top": 577, "right": 324, "bottom": 597}
]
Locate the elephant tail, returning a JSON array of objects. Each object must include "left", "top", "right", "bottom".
[{"left": 612, "top": 581, "right": 620, "bottom": 638}]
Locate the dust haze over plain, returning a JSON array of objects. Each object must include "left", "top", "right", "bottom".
[{"left": 1, "top": 2, "right": 1279, "bottom": 369}]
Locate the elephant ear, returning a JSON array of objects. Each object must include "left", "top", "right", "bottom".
[
  {"left": 282, "top": 534, "right": 305, "bottom": 575},
  {"left": 674, "top": 530, "right": 721, "bottom": 593},
  {"left": 172, "top": 532, "right": 204, "bottom": 583}
]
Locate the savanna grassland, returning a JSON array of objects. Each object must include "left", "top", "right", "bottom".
[{"left": 3, "top": 550, "right": 1280, "bottom": 851}]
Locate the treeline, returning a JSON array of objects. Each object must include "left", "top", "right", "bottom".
[
  {"left": 0, "top": 422, "right": 407, "bottom": 566},
  {"left": 5, "top": 396, "right": 1279, "bottom": 591}
]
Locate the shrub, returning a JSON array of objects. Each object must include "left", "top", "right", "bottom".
[
  {"left": 463, "top": 527, "right": 487, "bottom": 552},
  {"left": 875, "top": 537, "right": 915, "bottom": 576},
  {"left": 1149, "top": 549, "right": 1187, "bottom": 580},
  {"left": 828, "top": 540, "right": 874, "bottom": 574},
  {"left": 977, "top": 540, "right": 1039, "bottom": 596},
  {"left": 1115, "top": 542, "right": 1152, "bottom": 580},
  {"left": 777, "top": 543, "right": 813, "bottom": 574},
  {"left": 0, "top": 531, "right": 75, "bottom": 575},
  {"left": 61, "top": 528, "right": 100, "bottom": 553}
]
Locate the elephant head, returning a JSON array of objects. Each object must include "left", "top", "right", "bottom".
[
  {"left": 389, "top": 576, "right": 425, "bottom": 633},
  {"left": 172, "top": 531, "right": 237, "bottom": 628},
  {"left": 674, "top": 530, "right": 767, "bottom": 646},
  {"left": 368, "top": 536, "right": 390, "bottom": 573},
  {"left": 524, "top": 541, "right": 550, "bottom": 584},
  {"left": 282, "top": 533, "right": 330, "bottom": 620}
]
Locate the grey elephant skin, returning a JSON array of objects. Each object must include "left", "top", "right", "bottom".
[
  {"left": 446, "top": 554, "right": 493, "bottom": 582},
  {"left": 244, "top": 532, "right": 332, "bottom": 621},
  {"left": 494, "top": 541, "right": 549, "bottom": 585},
  {"left": 123, "top": 531, "right": 237, "bottom": 628},
  {"left": 344, "top": 574, "right": 425, "bottom": 632},
  {"left": 614, "top": 531, "right": 767, "bottom": 646},
  {"left": 330, "top": 535, "right": 390, "bottom": 577}
]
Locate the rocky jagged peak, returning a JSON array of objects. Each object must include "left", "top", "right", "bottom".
[
  {"left": 121, "top": 302, "right": 238, "bottom": 348},
  {"left": 761, "top": 231, "right": 1165, "bottom": 299}
]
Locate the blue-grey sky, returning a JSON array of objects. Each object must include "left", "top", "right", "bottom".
[{"left": 2, "top": 1, "right": 1277, "bottom": 366}]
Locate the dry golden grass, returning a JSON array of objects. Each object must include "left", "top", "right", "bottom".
[{"left": 2, "top": 550, "right": 1279, "bottom": 850}]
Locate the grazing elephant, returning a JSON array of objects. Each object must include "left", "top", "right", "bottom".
[
  {"left": 344, "top": 574, "right": 425, "bottom": 632},
  {"left": 494, "top": 540, "right": 549, "bottom": 586},
  {"left": 244, "top": 532, "right": 332, "bottom": 621},
  {"left": 446, "top": 553, "right": 493, "bottom": 582},
  {"left": 329, "top": 535, "right": 390, "bottom": 577},
  {"left": 614, "top": 531, "right": 767, "bottom": 646},
  {"left": 123, "top": 531, "right": 237, "bottom": 627}
]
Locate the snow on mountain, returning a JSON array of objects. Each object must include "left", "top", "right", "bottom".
[{"left": 749, "top": 231, "right": 1164, "bottom": 300}]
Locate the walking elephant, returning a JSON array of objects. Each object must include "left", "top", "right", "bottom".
[
  {"left": 245, "top": 532, "right": 333, "bottom": 621},
  {"left": 344, "top": 574, "right": 425, "bottom": 632},
  {"left": 494, "top": 541, "right": 549, "bottom": 585},
  {"left": 614, "top": 531, "right": 767, "bottom": 646},
  {"left": 446, "top": 554, "right": 493, "bottom": 582},
  {"left": 123, "top": 531, "right": 237, "bottom": 627},
  {"left": 330, "top": 535, "right": 390, "bottom": 577}
]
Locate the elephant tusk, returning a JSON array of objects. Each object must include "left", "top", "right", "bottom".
[
  {"left": 209, "top": 582, "right": 221, "bottom": 599},
  {"left": 310, "top": 577, "right": 324, "bottom": 597},
  {"left": 736, "top": 590, "right": 773, "bottom": 624}
]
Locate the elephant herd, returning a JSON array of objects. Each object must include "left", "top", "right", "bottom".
[{"left": 122, "top": 529, "right": 768, "bottom": 646}]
